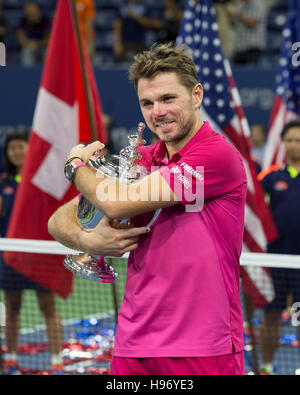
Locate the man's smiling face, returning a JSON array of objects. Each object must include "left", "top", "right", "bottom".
[{"left": 137, "top": 72, "right": 203, "bottom": 146}]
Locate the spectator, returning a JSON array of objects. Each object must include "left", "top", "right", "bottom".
[
  {"left": 113, "top": 0, "right": 150, "bottom": 63},
  {"left": 152, "top": 0, "right": 183, "bottom": 45},
  {"left": 258, "top": 120, "right": 300, "bottom": 375},
  {"left": 17, "top": 1, "right": 51, "bottom": 66},
  {"left": 0, "top": 131, "right": 64, "bottom": 374},
  {"left": 0, "top": 0, "right": 7, "bottom": 44},
  {"left": 213, "top": 0, "right": 235, "bottom": 59},
  {"left": 75, "top": 0, "right": 96, "bottom": 61},
  {"left": 114, "top": 0, "right": 183, "bottom": 63},
  {"left": 227, "top": 0, "right": 267, "bottom": 65},
  {"left": 251, "top": 123, "right": 267, "bottom": 167},
  {"left": 101, "top": 113, "right": 115, "bottom": 155}
]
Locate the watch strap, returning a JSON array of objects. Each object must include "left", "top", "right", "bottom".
[
  {"left": 72, "top": 161, "right": 86, "bottom": 168},
  {"left": 65, "top": 156, "right": 83, "bottom": 167},
  {"left": 64, "top": 160, "right": 86, "bottom": 183}
]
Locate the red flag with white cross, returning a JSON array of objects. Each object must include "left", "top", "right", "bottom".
[{"left": 3, "top": 0, "right": 106, "bottom": 298}]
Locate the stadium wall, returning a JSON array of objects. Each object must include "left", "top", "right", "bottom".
[{"left": 0, "top": 65, "right": 277, "bottom": 143}]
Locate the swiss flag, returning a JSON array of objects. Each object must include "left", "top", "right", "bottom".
[{"left": 3, "top": 0, "right": 107, "bottom": 298}]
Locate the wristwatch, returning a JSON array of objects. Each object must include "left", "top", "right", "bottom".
[{"left": 64, "top": 160, "right": 86, "bottom": 183}]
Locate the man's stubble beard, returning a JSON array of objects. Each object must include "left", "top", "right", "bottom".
[{"left": 162, "top": 117, "right": 196, "bottom": 145}]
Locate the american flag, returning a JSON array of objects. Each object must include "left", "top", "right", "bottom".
[
  {"left": 263, "top": 0, "right": 300, "bottom": 169},
  {"left": 177, "top": 0, "right": 278, "bottom": 307}
]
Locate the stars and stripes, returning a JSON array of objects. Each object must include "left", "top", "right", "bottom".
[
  {"left": 177, "top": 1, "right": 235, "bottom": 129},
  {"left": 263, "top": 0, "right": 300, "bottom": 169},
  {"left": 177, "top": 0, "right": 278, "bottom": 307}
]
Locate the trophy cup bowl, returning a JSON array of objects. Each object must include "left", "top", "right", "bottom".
[{"left": 63, "top": 122, "right": 157, "bottom": 283}]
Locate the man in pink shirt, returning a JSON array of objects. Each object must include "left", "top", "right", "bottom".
[{"left": 48, "top": 43, "right": 247, "bottom": 375}]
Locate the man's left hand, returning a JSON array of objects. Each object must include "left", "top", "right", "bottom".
[{"left": 67, "top": 141, "right": 105, "bottom": 164}]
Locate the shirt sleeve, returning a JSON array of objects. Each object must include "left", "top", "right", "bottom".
[
  {"left": 159, "top": 139, "right": 246, "bottom": 210},
  {"left": 258, "top": 171, "right": 272, "bottom": 194}
]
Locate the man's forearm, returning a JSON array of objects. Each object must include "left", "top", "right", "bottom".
[
  {"left": 65, "top": 141, "right": 178, "bottom": 220},
  {"left": 73, "top": 166, "right": 178, "bottom": 220},
  {"left": 48, "top": 195, "right": 152, "bottom": 257},
  {"left": 48, "top": 198, "right": 84, "bottom": 251}
]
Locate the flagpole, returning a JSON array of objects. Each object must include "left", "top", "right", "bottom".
[
  {"left": 69, "top": 0, "right": 119, "bottom": 322},
  {"left": 69, "top": 0, "right": 97, "bottom": 142}
]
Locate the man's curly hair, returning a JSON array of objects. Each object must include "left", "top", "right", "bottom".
[{"left": 129, "top": 42, "right": 199, "bottom": 92}]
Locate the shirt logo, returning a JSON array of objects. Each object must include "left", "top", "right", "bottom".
[
  {"left": 274, "top": 181, "right": 289, "bottom": 191},
  {"left": 171, "top": 166, "right": 181, "bottom": 174},
  {"left": 3, "top": 186, "right": 14, "bottom": 195},
  {"left": 180, "top": 162, "right": 204, "bottom": 181},
  {"left": 177, "top": 174, "right": 191, "bottom": 190}
]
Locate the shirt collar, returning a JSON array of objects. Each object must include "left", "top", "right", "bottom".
[
  {"left": 151, "top": 121, "right": 212, "bottom": 165},
  {"left": 286, "top": 164, "right": 299, "bottom": 178}
]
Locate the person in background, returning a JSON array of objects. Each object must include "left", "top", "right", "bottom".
[
  {"left": 151, "top": 0, "right": 183, "bottom": 45},
  {"left": 0, "top": 0, "right": 7, "bottom": 44},
  {"left": 101, "top": 113, "right": 115, "bottom": 155},
  {"left": 227, "top": 0, "right": 267, "bottom": 65},
  {"left": 213, "top": 0, "right": 236, "bottom": 59},
  {"left": 258, "top": 121, "right": 300, "bottom": 375},
  {"left": 75, "top": 0, "right": 96, "bottom": 61},
  {"left": 17, "top": 1, "right": 51, "bottom": 66},
  {"left": 0, "top": 131, "right": 64, "bottom": 375},
  {"left": 251, "top": 123, "right": 267, "bottom": 172},
  {"left": 113, "top": 0, "right": 151, "bottom": 63},
  {"left": 114, "top": 0, "right": 183, "bottom": 63}
]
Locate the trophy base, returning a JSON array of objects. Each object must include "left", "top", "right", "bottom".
[{"left": 63, "top": 253, "right": 118, "bottom": 283}]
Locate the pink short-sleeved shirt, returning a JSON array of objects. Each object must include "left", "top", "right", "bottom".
[{"left": 113, "top": 121, "right": 247, "bottom": 357}]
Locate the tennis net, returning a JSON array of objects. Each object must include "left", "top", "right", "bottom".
[{"left": 0, "top": 238, "right": 300, "bottom": 375}]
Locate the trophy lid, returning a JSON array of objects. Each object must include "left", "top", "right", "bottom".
[{"left": 88, "top": 122, "right": 148, "bottom": 183}]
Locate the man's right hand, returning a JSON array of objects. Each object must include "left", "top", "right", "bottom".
[{"left": 81, "top": 216, "right": 151, "bottom": 257}]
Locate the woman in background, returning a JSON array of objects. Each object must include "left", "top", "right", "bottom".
[{"left": 0, "top": 131, "right": 63, "bottom": 374}]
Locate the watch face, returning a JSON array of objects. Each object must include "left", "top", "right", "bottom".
[{"left": 64, "top": 163, "right": 75, "bottom": 181}]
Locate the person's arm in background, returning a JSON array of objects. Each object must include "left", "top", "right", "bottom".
[
  {"left": 85, "top": 18, "right": 94, "bottom": 54},
  {"left": 48, "top": 196, "right": 151, "bottom": 257},
  {"left": 0, "top": 15, "right": 7, "bottom": 39},
  {"left": 226, "top": 3, "right": 260, "bottom": 29},
  {"left": 83, "top": 0, "right": 96, "bottom": 58},
  {"left": 113, "top": 17, "right": 124, "bottom": 60},
  {"left": 38, "top": 30, "right": 50, "bottom": 49},
  {"left": 17, "top": 27, "right": 30, "bottom": 49},
  {"left": 257, "top": 168, "right": 273, "bottom": 205},
  {"left": 126, "top": 9, "right": 163, "bottom": 30}
]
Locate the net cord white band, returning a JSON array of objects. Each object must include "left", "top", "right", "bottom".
[{"left": 0, "top": 238, "right": 299, "bottom": 269}]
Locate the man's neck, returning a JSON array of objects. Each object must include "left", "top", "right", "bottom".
[{"left": 166, "top": 119, "right": 204, "bottom": 159}]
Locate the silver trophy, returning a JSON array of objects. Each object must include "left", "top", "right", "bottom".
[{"left": 63, "top": 122, "right": 150, "bottom": 283}]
